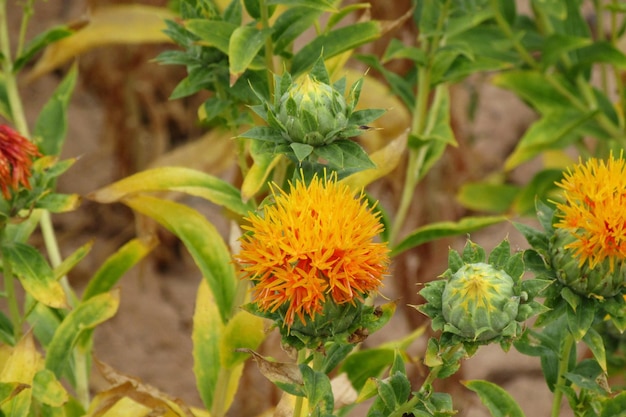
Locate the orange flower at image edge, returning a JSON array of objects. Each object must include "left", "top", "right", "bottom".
[
  {"left": 236, "top": 175, "right": 389, "bottom": 327},
  {"left": 554, "top": 152, "right": 626, "bottom": 271},
  {"left": 0, "top": 125, "right": 41, "bottom": 199}
]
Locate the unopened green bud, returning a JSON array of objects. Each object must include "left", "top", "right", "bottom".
[
  {"left": 277, "top": 75, "right": 349, "bottom": 146},
  {"left": 441, "top": 263, "right": 520, "bottom": 341},
  {"left": 550, "top": 228, "right": 626, "bottom": 298}
]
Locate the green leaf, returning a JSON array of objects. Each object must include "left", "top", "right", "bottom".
[
  {"left": 0, "top": 74, "right": 10, "bottom": 122},
  {"left": 34, "top": 63, "right": 77, "bottom": 156},
  {"left": 563, "top": 359, "right": 606, "bottom": 393},
  {"left": 457, "top": 182, "right": 520, "bottom": 214},
  {"left": 272, "top": 7, "right": 322, "bottom": 54},
  {"left": 193, "top": 279, "right": 225, "bottom": 411},
  {"left": 13, "top": 26, "right": 73, "bottom": 72},
  {"left": 315, "top": 140, "right": 375, "bottom": 172},
  {"left": 241, "top": 142, "right": 283, "bottom": 201},
  {"left": 0, "top": 311, "right": 14, "bottom": 345},
  {"left": 582, "top": 327, "right": 607, "bottom": 372},
  {"left": 54, "top": 241, "right": 92, "bottom": 283},
  {"left": 122, "top": 195, "right": 237, "bottom": 323},
  {"left": 229, "top": 26, "right": 271, "bottom": 80},
  {"left": 185, "top": 19, "right": 237, "bottom": 54},
  {"left": 82, "top": 237, "right": 156, "bottom": 301},
  {"left": 220, "top": 310, "right": 265, "bottom": 369},
  {"left": 492, "top": 71, "right": 577, "bottom": 114},
  {"left": 300, "top": 365, "right": 334, "bottom": 415},
  {"left": 35, "top": 193, "right": 81, "bottom": 213},
  {"left": 541, "top": 34, "right": 592, "bottom": 67},
  {"left": 45, "top": 290, "right": 120, "bottom": 377},
  {"left": 341, "top": 348, "right": 394, "bottom": 391},
  {"left": 512, "top": 169, "right": 563, "bottom": 216},
  {"left": 290, "top": 142, "right": 315, "bottom": 162},
  {"left": 2, "top": 242, "right": 68, "bottom": 309},
  {"left": 463, "top": 380, "right": 526, "bottom": 417},
  {"left": 89, "top": 166, "right": 254, "bottom": 217},
  {"left": 601, "top": 391, "right": 626, "bottom": 417},
  {"left": 504, "top": 110, "right": 596, "bottom": 170},
  {"left": 391, "top": 216, "right": 507, "bottom": 256},
  {"left": 32, "top": 369, "right": 68, "bottom": 407},
  {"left": 291, "top": 21, "right": 381, "bottom": 76},
  {"left": 267, "top": 0, "right": 335, "bottom": 11},
  {"left": 566, "top": 299, "right": 595, "bottom": 341}
]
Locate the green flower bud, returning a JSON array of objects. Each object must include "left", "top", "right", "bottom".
[
  {"left": 441, "top": 263, "right": 520, "bottom": 341},
  {"left": 277, "top": 75, "right": 350, "bottom": 146},
  {"left": 550, "top": 228, "right": 626, "bottom": 298}
]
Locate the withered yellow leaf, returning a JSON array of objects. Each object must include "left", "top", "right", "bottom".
[{"left": 28, "top": 5, "right": 176, "bottom": 80}]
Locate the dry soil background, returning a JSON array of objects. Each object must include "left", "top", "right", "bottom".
[{"left": 11, "top": 1, "right": 584, "bottom": 416}]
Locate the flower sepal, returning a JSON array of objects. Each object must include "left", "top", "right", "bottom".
[
  {"left": 241, "top": 57, "right": 382, "bottom": 176},
  {"left": 243, "top": 299, "right": 393, "bottom": 350},
  {"left": 417, "top": 239, "right": 544, "bottom": 354}
]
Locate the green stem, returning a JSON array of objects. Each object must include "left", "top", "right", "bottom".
[
  {"left": 292, "top": 349, "right": 308, "bottom": 417},
  {"left": 390, "top": 1, "right": 450, "bottom": 245},
  {"left": 259, "top": 0, "right": 275, "bottom": 98},
  {"left": 388, "top": 345, "right": 463, "bottom": 417},
  {"left": 0, "top": 0, "right": 28, "bottom": 135},
  {"left": 73, "top": 350, "right": 90, "bottom": 409},
  {"left": 389, "top": 63, "right": 431, "bottom": 245},
  {"left": 211, "top": 367, "right": 233, "bottom": 417},
  {"left": 551, "top": 334, "right": 575, "bottom": 417},
  {"left": 41, "top": 210, "right": 77, "bottom": 307}
]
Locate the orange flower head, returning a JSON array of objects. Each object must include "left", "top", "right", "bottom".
[
  {"left": 237, "top": 174, "right": 389, "bottom": 328},
  {"left": 0, "top": 125, "right": 41, "bottom": 199},
  {"left": 554, "top": 152, "right": 626, "bottom": 272}
]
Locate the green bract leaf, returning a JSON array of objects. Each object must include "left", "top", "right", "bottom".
[
  {"left": 391, "top": 216, "right": 507, "bottom": 256},
  {"left": 2, "top": 242, "right": 67, "bottom": 309},
  {"left": 32, "top": 369, "right": 68, "bottom": 407},
  {"left": 89, "top": 166, "right": 254, "bottom": 217},
  {"left": 122, "top": 195, "right": 237, "bottom": 323},
  {"left": 45, "top": 290, "right": 120, "bottom": 377},
  {"left": 267, "top": 0, "right": 336, "bottom": 11},
  {"left": 463, "top": 380, "right": 526, "bottom": 417}
]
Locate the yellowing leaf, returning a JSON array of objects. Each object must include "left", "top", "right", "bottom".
[
  {"left": 193, "top": 279, "right": 224, "bottom": 411},
  {"left": 28, "top": 5, "right": 176, "bottom": 80},
  {"left": 0, "top": 333, "right": 41, "bottom": 417},
  {"left": 220, "top": 310, "right": 265, "bottom": 369}
]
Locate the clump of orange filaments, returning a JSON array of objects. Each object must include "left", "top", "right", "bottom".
[
  {"left": 0, "top": 125, "right": 41, "bottom": 199},
  {"left": 554, "top": 152, "right": 626, "bottom": 272},
  {"left": 236, "top": 175, "right": 389, "bottom": 327}
]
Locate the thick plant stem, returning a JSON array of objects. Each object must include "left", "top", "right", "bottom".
[
  {"left": 0, "top": 0, "right": 28, "bottom": 135},
  {"left": 551, "top": 334, "right": 575, "bottom": 417},
  {"left": 292, "top": 349, "right": 308, "bottom": 417}
]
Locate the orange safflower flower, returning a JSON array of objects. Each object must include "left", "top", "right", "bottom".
[
  {"left": 554, "top": 153, "right": 626, "bottom": 271},
  {"left": 237, "top": 175, "right": 389, "bottom": 327},
  {"left": 0, "top": 125, "right": 41, "bottom": 199}
]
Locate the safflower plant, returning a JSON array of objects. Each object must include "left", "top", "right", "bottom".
[{"left": 1, "top": 1, "right": 626, "bottom": 417}]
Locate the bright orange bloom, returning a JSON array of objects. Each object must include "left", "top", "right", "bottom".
[
  {"left": 554, "top": 153, "right": 626, "bottom": 271},
  {"left": 0, "top": 125, "right": 41, "bottom": 199},
  {"left": 237, "top": 175, "right": 389, "bottom": 327}
]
